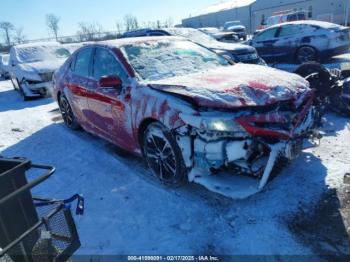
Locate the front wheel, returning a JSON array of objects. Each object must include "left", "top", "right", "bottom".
[
  {"left": 142, "top": 122, "right": 187, "bottom": 187},
  {"left": 17, "top": 80, "right": 29, "bottom": 101},
  {"left": 296, "top": 46, "right": 318, "bottom": 64},
  {"left": 59, "top": 95, "right": 80, "bottom": 130}
]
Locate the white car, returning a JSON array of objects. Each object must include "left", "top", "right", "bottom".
[
  {"left": 0, "top": 54, "right": 10, "bottom": 79},
  {"left": 8, "top": 42, "right": 71, "bottom": 100}
]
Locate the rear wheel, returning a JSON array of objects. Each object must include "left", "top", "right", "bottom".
[
  {"left": 296, "top": 46, "right": 318, "bottom": 64},
  {"left": 142, "top": 122, "right": 187, "bottom": 187},
  {"left": 59, "top": 95, "right": 80, "bottom": 130}
]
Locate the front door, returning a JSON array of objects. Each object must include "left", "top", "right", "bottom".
[
  {"left": 252, "top": 27, "right": 279, "bottom": 63},
  {"left": 87, "top": 47, "right": 133, "bottom": 149}
]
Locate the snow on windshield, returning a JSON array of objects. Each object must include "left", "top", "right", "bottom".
[
  {"left": 166, "top": 28, "right": 216, "bottom": 45},
  {"left": 15, "top": 44, "right": 70, "bottom": 63},
  {"left": 122, "top": 40, "right": 229, "bottom": 81}
]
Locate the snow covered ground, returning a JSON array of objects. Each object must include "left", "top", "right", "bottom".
[{"left": 1, "top": 79, "right": 350, "bottom": 257}]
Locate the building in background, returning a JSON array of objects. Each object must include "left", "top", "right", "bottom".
[
  {"left": 182, "top": 0, "right": 255, "bottom": 30},
  {"left": 182, "top": 0, "right": 350, "bottom": 33}
]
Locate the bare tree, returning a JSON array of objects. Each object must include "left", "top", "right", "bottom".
[
  {"left": 77, "top": 22, "right": 104, "bottom": 41},
  {"left": 124, "top": 14, "right": 139, "bottom": 32},
  {"left": 116, "top": 20, "right": 124, "bottom": 35},
  {"left": 46, "top": 14, "right": 60, "bottom": 40},
  {"left": 165, "top": 17, "right": 174, "bottom": 28},
  {"left": 14, "top": 27, "right": 26, "bottom": 44},
  {"left": 0, "top": 21, "right": 14, "bottom": 46}
]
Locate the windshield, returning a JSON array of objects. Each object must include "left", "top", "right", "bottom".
[
  {"left": 122, "top": 40, "right": 229, "bottom": 81},
  {"left": 15, "top": 45, "right": 71, "bottom": 63},
  {"left": 166, "top": 28, "right": 217, "bottom": 45}
]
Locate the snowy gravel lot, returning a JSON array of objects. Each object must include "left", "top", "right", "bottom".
[{"left": 1, "top": 78, "right": 350, "bottom": 258}]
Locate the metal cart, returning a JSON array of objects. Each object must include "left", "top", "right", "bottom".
[{"left": 0, "top": 157, "right": 83, "bottom": 262}]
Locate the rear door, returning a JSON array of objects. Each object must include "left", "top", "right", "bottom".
[
  {"left": 251, "top": 27, "right": 279, "bottom": 63},
  {"left": 87, "top": 47, "right": 132, "bottom": 147},
  {"left": 65, "top": 47, "right": 94, "bottom": 126}
]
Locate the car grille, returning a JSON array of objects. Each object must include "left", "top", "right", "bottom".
[
  {"left": 39, "top": 72, "right": 53, "bottom": 82},
  {"left": 236, "top": 91, "right": 315, "bottom": 139}
]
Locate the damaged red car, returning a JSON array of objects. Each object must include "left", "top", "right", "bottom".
[{"left": 53, "top": 36, "right": 318, "bottom": 198}]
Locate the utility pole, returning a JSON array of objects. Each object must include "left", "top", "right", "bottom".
[{"left": 345, "top": 0, "right": 350, "bottom": 26}]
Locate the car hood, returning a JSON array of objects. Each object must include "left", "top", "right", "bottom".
[
  {"left": 18, "top": 59, "right": 66, "bottom": 74},
  {"left": 206, "top": 41, "right": 256, "bottom": 54},
  {"left": 227, "top": 25, "right": 246, "bottom": 31},
  {"left": 212, "top": 32, "right": 236, "bottom": 37},
  {"left": 147, "top": 64, "right": 310, "bottom": 110}
]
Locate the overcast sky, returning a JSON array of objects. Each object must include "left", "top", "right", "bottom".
[{"left": 0, "top": 0, "right": 218, "bottom": 41}]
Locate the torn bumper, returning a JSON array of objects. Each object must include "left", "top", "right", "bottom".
[
  {"left": 21, "top": 81, "right": 53, "bottom": 97},
  {"left": 176, "top": 93, "right": 318, "bottom": 198},
  {"left": 187, "top": 137, "right": 313, "bottom": 199}
]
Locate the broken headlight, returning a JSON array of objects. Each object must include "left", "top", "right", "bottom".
[
  {"left": 203, "top": 119, "right": 246, "bottom": 132},
  {"left": 180, "top": 114, "right": 249, "bottom": 137}
]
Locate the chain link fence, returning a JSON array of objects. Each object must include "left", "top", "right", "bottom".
[{"left": 0, "top": 30, "right": 122, "bottom": 53}]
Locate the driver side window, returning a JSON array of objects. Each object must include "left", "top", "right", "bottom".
[
  {"left": 278, "top": 25, "right": 301, "bottom": 37},
  {"left": 92, "top": 48, "right": 128, "bottom": 82},
  {"left": 255, "top": 28, "right": 278, "bottom": 41}
]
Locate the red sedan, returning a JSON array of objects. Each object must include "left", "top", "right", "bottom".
[{"left": 53, "top": 36, "right": 317, "bottom": 193}]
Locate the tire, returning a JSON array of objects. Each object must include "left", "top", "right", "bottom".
[
  {"left": 142, "top": 122, "right": 187, "bottom": 187},
  {"left": 59, "top": 95, "right": 80, "bottom": 130},
  {"left": 294, "top": 62, "right": 332, "bottom": 126},
  {"left": 296, "top": 46, "right": 318, "bottom": 64},
  {"left": 294, "top": 62, "right": 332, "bottom": 96},
  {"left": 17, "top": 80, "right": 29, "bottom": 101}
]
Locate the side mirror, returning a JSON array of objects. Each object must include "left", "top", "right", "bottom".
[{"left": 99, "top": 75, "right": 122, "bottom": 89}]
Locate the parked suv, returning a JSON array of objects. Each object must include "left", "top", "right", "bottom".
[
  {"left": 250, "top": 20, "right": 350, "bottom": 64},
  {"left": 9, "top": 42, "right": 71, "bottom": 100},
  {"left": 53, "top": 37, "right": 317, "bottom": 197},
  {"left": 121, "top": 28, "right": 264, "bottom": 65},
  {"left": 223, "top": 21, "right": 247, "bottom": 40}
]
